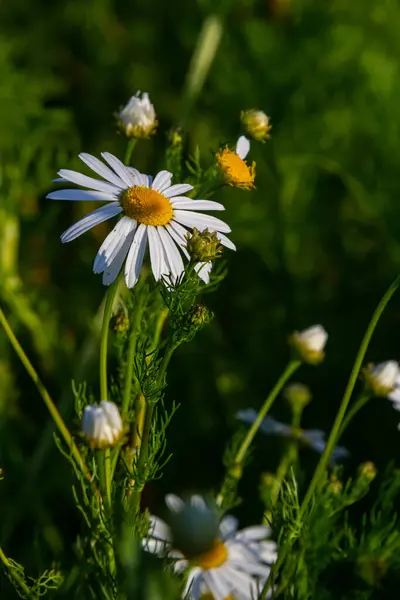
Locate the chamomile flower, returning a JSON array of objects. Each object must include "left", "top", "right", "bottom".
[
  {"left": 237, "top": 409, "right": 349, "bottom": 464},
  {"left": 290, "top": 325, "right": 328, "bottom": 365},
  {"left": 82, "top": 400, "right": 123, "bottom": 449},
  {"left": 47, "top": 153, "right": 235, "bottom": 287},
  {"left": 143, "top": 494, "right": 277, "bottom": 600},
  {"left": 389, "top": 375, "right": 400, "bottom": 411},
  {"left": 216, "top": 136, "right": 255, "bottom": 190},
  {"left": 364, "top": 361, "right": 400, "bottom": 397}
]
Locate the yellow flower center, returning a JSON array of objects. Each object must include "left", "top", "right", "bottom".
[
  {"left": 120, "top": 185, "right": 173, "bottom": 226},
  {"left": 216, "top": 147, "right": 256, "bottom": 190},
  {"left": 200, "top": 595, "right": 234, "bottom": 600},
  {"left": 191, "top": 540, "right": 228, "bottom": 570}
]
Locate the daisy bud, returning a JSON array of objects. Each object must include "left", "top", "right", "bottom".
[
  {"left": 241, "top": 109, "right": 272, "bottom": 142},
  {"left": 328, "top": 474, "right": 343, "bottom": 495},
  {"left": 168, "top": 126, "right": 183, "bottom": 148},
  {"left": 82, "top": 401, "right": 123, "bottom": 449},
  {"left": 185, "top": 228, "right": 223, "bottom": 262},
  {"left": 111, "top": 310, "right": 130, "bottom": 334},
  {"left": 166, "top": 495, "right": 220, "bottom": 557},
  {"left": 187, "top": 304, "right": 213, "bottom": 327},
  {"left": 357, "top": 461, "right": 377, "bottom": 483},
  {"left": 290, "top": 325, "right": 328, "bottom": 365},
  {"left": 116, "top": 91, "right": 157, "bottom": 139},
  {"left": 284, "top": 382, "right": 312, "bottom": 413},
  {"left": 363, "top": 361, "right": 400, "bottom": 397}
]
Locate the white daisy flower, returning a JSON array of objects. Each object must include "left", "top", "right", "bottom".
[
  {"left": 117, "top": 91, "right": 157, "bottom": 138},
  {"left": 143, "top": 494, "right": 277, "bottom": 600},
  {"left": 82, "top": 400, "right": 123, "bottom": 449},
  {"left": 237, "top": 409, "right": 349, "bottom": 464},
  {"left": 47, "top": 153, "right": 235, "bottom": 287},
  {"left": 364, "top": 361, "right": 400, "bottom": 397}
]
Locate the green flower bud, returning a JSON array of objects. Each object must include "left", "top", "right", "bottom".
[
  {"left": 357, "top": 461, "right": 377, "bottom": 482},
  {"left": 187, "top": 304, "right": 213, "bottom": 327},
  {"left": 284, "top": 383, "right": 312, "bottom": 412},
  {"left": 185, "top": 228, "right": 223, "bottom": 262},
  {"left": 111, "top": 310, "right": 130, "bottom": 334},
  {"left": 241, "top": 109, "right": 272, "bottom": 142}
]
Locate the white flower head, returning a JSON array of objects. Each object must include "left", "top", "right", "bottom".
[
  {"left": 364, "top": 361, "right": 400, "bottom": 397},
  {"left": 237, "top": 409, "right": 349, "bottom": 465},
  {"left": 389, "top": 375, "right": 400, "bottom": 411},
  {"left": 82, "top": 400, "right": 123, "bottom": 449},
  {"left": 143, "top": 494, "right": 277, "bottom": 600},
  {"left": 290, "top": 324, "right": 328, "bottom": 365},
  {"left": 117, "top": 91, "right": 157, "bottom": 138},
  {"left": 47, "top": 153, "right": 235, "bottom": 288}
]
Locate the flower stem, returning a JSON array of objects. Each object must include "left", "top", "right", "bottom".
[
  {"left": 0, "top": 304, "right": 94, "bottom": 487},
  {"left": 0, "top": 546, "right": 33, "bottom": 599},
  {"left": 234, "top": 360, "right": 301, "bottom": 467},
  {"left": 124, "top": 139, "right": 137, "bottom": 165},
  {"left": 261, "top": 273, "right": 400, "bottom": 598},
  {"left": 336, "top": 392, "right": 371, "bottom": 442}
]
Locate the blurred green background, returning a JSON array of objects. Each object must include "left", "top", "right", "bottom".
[{"left": 2, "top": 0, "right": 400, "bottom": 586}]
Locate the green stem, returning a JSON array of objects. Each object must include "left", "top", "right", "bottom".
[
  {"left": 124, "top": 139, "right": 137, "bottom": 165},
  {"left": 0, "top": 546, "right": 33, "bottom": 599},
  {"left": 261, "top": 273, "right": 400, "bottom": 598},
  {"left": 234, "top": 360, "right": 301, "bottom": 467},
  {"left": 99, "top": 280, "right": 120, "bottom": 401},
  {"left": 300, "top": 275, "right": 400, "bottom": 515},
  {"left": 336, "top": 392, "right": 371, "bottom": 442},
  {"left": 0, "top": 304, "right": 93, "bottom": 486}
]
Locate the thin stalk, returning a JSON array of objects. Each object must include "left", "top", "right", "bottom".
[
  {"left": 99, "top": 280, "right": 120, "bottom": 401},
  {"left": 180, "top": 14, "right": 224, "bottom": 126},
  {"left": 336, "top": 392, "right": 371, "bottom": 442},
  {"left": 261, "top": 273, "right": 400, "bottom": 598},
  {"left": 234, "top": 360, "right": 301, "bottom": 467},
  {"left": 0, "top": 546, "right": 33, "bottom": 599},
  {"left": 0, "top": 304, "right": 93, "bottom": 486},
  {"left": 124, "top": 139, "right": 137, "bottom": 165}
]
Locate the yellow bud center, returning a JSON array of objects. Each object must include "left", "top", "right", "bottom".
[
  {"left": 192, "top": 540, "right": 228, "bottom": 570},
  {"left": 216, "top": 147, "right": 255, "bottom": 190},
  {"left": 120, "top": 186, "right": 173, "bottom": 226}
]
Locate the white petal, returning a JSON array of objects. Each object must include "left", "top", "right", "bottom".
[
  {"left": 60, "top": 203, "right": 122, "bottom": 243},
  {"left": 170, "top": 198, "right": 225, "bottom": 211},
  {"left": 183, "top": 568, "right": 203, "bottom": 600},
  {"left": 219, "top": 515, "right": 239, "bottom": 540},
  {"left": 203, "top": 571, "right": 229, "bottom": 600},
  {"left": 47, "top": 189, "right": 117, "bottom": 201},
  {"left": 94, "top": 217, "right": 136, "bottom": 273},
  {"left": 236, "top": 135, "right": 250, "bottom": 159},
  {"left": 217, "top": 232, "right": 236, "bottom": 251},
  {"left": 78, "top": 153, "right": 127, "bottom": 188},
  {"left": 236, "top": 525, "right": 272, "bottom": 542},
  {"left": 173, "top": 211, "right": 231, "bottom": 233},
  {"left": 124, "top": 224, "right": 148, "bottom": 288},
  {"left": 147, "top": 227, "right": 169, "bottom": 281},
  {"left": 58, "top": 169, "right": 120, "bottom": 195},
  {"left": 148, "top": 515, "right": 171, "bottom": 542},
  {"left": 163, "top": 183, "right": 194, "bottom": 198},
  {"left": 195, "top": 261, "right": 212, "bottom": 284},
  {"left": 165, "top": 222, "right": 190, "bottom": 259},
  {"left": 157, "top": 227, "right": 185, "bottom": 283},
  {"left": 101, "top": 152, "right": 137, "bottom": 187},
  {"left": 140, "top": 174, "right": 151, "bottom": 188},
  {"left": 102, "top": 229, "right": 136, "bottom": 285},
  {"left": 126, "top": 166, "right": 144, "bottom": 185},
  {"left": 152, "top": 170, "right": 173, "bottom": 192},
  {"left": 165, "top": 494, "right": 185, "bottom": 513}
]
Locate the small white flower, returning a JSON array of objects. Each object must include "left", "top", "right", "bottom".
[
  {"left": 82, "top": 400, "right": 123, "bottom": 449},
  {"left": 117, "top": 91, "right": 157, "bottom": 138},
  {"left": 389, "top": 375, "right": 400, "bottom": 411},
  {"left": 364, "top": 361, "right": 400, "bottom": 397},
  {"left": 47, "top": 153, "right": 235, "bottom": 287},
  {"left": 237, "top": 409, "right": 348, "bottom": 464},
  {"left": 143, "top": 494, "right": 277, "bottom": 600},
  {"left": 290, "top": 324, "right": 328, "bottom": 365}
]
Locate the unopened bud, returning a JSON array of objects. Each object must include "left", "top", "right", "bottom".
[
  {"left": 168, "top": 126, "right": 183, "bottom": 148},
  {"left": 241, "top": 109, "right": 272, "bottom": 142},
  {"left": 357, "top": 461, "right": 377, "bottom": 482},
  {"left": 363, "top": 361, "right": 400, "bottom": 397},
  {"left": 290, "top": 325, "right": 328, "bottom": 365},
  {"left": 111, "top": 310, "right": 130, "bottom": 334},
  {"left": 187, "top": 304, "right": 212, "bottom": 327},
  {"left": 328, "top": 474, "right": 343, "bottom": 495},
  {"left": 284, "top": 383, "right": 312, "bottom": 412},
  {"left": 260, "top": 472, "right": 281, "bottom": 506},
  {"left": 116, "top": 91, "right": 157, "bottom": 139},
  {"left": 186, "top": 228, "right": 223, "bottom": 262},
  {"left": 82, "top": 401, "right": 124, "bottom": 449}
]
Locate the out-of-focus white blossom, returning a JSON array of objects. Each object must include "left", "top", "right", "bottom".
[
  {"left": 364, "top": 361, "right": 400, "bottom": 397},
  {"left": 82, "top": 400, "right": 123, "bottom": 449},
  {"left": 290, "top": 324, "right": 328, "bottom": 365},
  {"left": 117, "top": 91, "right": 157, "bottom": 138}
]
